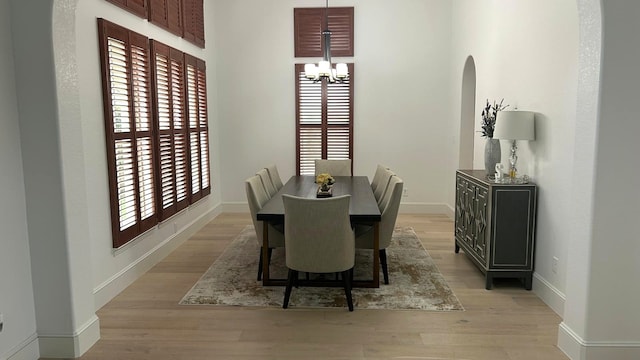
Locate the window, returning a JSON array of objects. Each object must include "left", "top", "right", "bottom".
[
  {"left": 99, "top": 19, "right": 211, "bottom": 247},
  {"left": 105, "top": 0, "right": 148, "bottom": 18},
  {"left": 148, "top": 0, "right": 182, "bottom": 36},
  {"left": 294, "top": 6, "right": 354, "bottom": 175},
  {"left": 98, "top": 19, "right": 157, "bottom": 247},
  {"left": 295, "top": 64, "right": 354, "bottom": 175}
]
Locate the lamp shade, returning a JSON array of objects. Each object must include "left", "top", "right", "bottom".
[{"left": 494, "top": 111, "right": 535, "bottom": 140}]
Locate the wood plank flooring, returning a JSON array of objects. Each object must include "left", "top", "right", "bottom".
[{"left": 61, "top": 213, "right": 568, "bottom": 360}]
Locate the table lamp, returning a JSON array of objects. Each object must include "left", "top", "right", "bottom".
[{"left": 493, "top": 110, "right": 535, "bottom": 179}]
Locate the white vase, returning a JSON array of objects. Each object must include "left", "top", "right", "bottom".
[{"left": 484, "top": 138, "right": 501, "bottom": 177}]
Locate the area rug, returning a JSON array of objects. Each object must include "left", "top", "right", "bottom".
[{"left": 180, "top": 226, "right": 464, "bottom": 311}]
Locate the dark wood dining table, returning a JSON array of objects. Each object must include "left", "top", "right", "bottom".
[{"left": 256, "top": 175, "right": 382, "bottom": 288}]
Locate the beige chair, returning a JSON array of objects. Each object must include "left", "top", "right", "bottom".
[
  {"left": 265, "top": 164, "right": 284, "bottom": 190},
  {"left": 355, "top": 175, "right": 403, "bottom": 284},
  {"left": 256, "top": 168, "right": 278, "bottom": 198},
  {"left": 314, "top": 159, "right": 352, "bottom": 176},
  {"left": 245, "top": 175, "right": 285, "bottom": 280},
  {"left": 282, "top": 194, "right": 356, "bottom": 311},
  {"left": 373, "top": 168, "right": 395, "bottom": 208},
  {"left": 370, "top": 164, "right": 389, "bottom": 191}
]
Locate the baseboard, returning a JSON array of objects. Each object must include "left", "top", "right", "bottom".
[
  {"left": 532, "top": 272, "right": 565, "bottom": 317},
  {"left": 3, "top": 333, "right": 39, "bottom": 360},
  {"left": 558, "top": 322, "right": 640, "bottom": 360},
  {"left": 221, "top": 202, "right": 249, "bottom": 213},
  {"left": 93, "top": 203, "right": 222, "bottom": 309},
  {"left": 399, "top": 202, "right": 454, "bottom": 218},
  {"left": 37, "top": 315, "right": 100, "bottom": 358}
]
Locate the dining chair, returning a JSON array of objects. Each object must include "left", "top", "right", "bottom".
[
  {"left": 245, "top": 175, "right": 285, "bottom": 281},
  {"left": 355, "top": 175, "right": 403, "bottom": 285},
  {"left": 256, "top": 168, "right": 278, "bottom": 198},
  {"left": 370, "top": 164, "right": 390, "bottom": 191},
  {"left": 373, "top": 168, "right": 395, "bottom": 208},
  {"left": 282, "top": 194, "right": 356, "bottom": 311},
  {"left": 265, "top": 164, "right": 284, "bottom": 190},
  {"left": 314, "top": 159, "right": 352, "bottom": 176}
]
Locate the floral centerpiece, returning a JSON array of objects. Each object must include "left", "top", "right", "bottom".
[
  {"left": 316, "top": 173, "right": 335, "bottom": 191},
  {"left": 480, "top": 99, "right": 508, "bottom": 138},
  {"left": 480, "top": 99, "right": 508, "bottom": 179}
]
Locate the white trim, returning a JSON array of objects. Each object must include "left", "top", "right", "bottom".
[
  {"left": 3, "top": 333, "right": 39, "bottom": 360},
  {"left": 532, "top": 272, "right": 565, "bottom": 317},
  {"left": 221, "top": 202, "right": 250, "bottom": 213},
  {"left": 37, "top": 315, "right": 100, "bottom": 358},
  {"left": 399, "top": 202, "right": 454, "bottom": 218},
  {"left": 558, "top": 322, "right": 640, "bottom": 360},
  {"left": 93, "top": 204, "right": 222, "bottom": 309}
]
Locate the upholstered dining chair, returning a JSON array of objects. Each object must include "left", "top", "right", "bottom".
[
  {"left": 245, "top": 175, "right": 285, "bottom": 280},
  {"left": 265, "top": 164, "right": 284, "bottom": 190},
  {"left": 282, "top": 194, "right": 356, "bottom": 311},
  {"left": 355, "top": 175, "right": 403, "bottom": 285},
  {"left": 373, "top": 168, "right": 395, "bottom": 208},
  {"left": 256, "top": 168, "right": 278, "bottom": 198},
  {"left": 370, "top": 164, "right": 390, "bottom": 191},
  {"left": 314, "top": 159, "right": 352, "bottom": 176}
]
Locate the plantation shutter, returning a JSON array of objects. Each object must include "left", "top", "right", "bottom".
[
  {"left": 106, "top": 0, "right": 147, "bottom": 18},
  {"left": 98, "top": 19, "right": 157, "bottom": 248},
  {"left": 182, "top": 0, "right": 205, "bottom": 48},
  {"left": 295, "top": 63, "right": 354, "bottom": 175},
  {"left": 185, "top": 54, "right": 211, "bottom": 202},
  {"left": 151, "top": 41, "right": 188, "bottom": 221},
  {"left": 294, "top": 7, "right": 354, "bottom": 57},
  {"left": 148, "top": 0, "right": 182, "bottom": 36}
]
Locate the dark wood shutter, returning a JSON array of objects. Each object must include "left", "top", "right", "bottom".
[
  {"left": 106, "top": 0, "right": 148, "bottom": 18},
  {"left": 294, "top": 7, "right": 354, "bottom": 57},
  {"left": 148, "top": 0, "right": 183, "bottom": 36},
  {"left": 98, "top": 19, "right": 157, "bottom": 248},
  {"left": 295, "top": 63, "right": 354, "bottom": 175},
  {"left": 150, "top": 41, "right": 189, "bottom": 221},
  {"left": 184, "top": 54, "right": 211, "bottom": 202},
  {"left": 182, "top": 0, "right": 205, "bottom": 48}
]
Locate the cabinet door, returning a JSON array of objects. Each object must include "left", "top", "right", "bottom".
[
  {"left": 454, "top": 176, "right": 467, "bottom": 239},
  {"left": 463, "top": 181, "right": 476, "bottom": 247},
  {"left": 473, "top": 185, "right": 489, "bottom": 261}
]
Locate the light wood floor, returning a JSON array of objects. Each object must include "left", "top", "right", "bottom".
[{"left": 66, "top": 213, "right": 569, "bottom": 360}]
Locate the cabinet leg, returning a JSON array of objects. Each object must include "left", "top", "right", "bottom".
[
  {"left": 485, "top": 274, "right": 493, "bottom": 290},
  {"left": 524, "top": 274, "right": 533, "bottom": 290},
  {"left": 455, "top": 243, "right": 460, "bottom": 253}
]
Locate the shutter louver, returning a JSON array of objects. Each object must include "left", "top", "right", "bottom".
[{"left": 99, "top": 19, "right": 157, "bottom": 247}]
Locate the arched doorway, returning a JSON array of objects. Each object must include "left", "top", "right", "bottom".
[{"left": 459, "top": 55, "right": 476, "bottom": 169}]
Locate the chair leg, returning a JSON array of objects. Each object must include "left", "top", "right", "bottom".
[
  {"left": 342, "top": 269, "right": 354, "bottom": 311},
  {"left": 257, "top": 248, "right": 264, "bottom": 281},
  {"left": 380, "top": 249, "right": 389, "bottom": 285},
  {"left": 283, "top": 269, "right": 297, "bottom": 309}
]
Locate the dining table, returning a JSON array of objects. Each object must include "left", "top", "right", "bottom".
[{"left": 256, "top": 175, "right": 382, "bottom": 288}]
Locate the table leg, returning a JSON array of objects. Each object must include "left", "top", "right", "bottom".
[
  {"left": 262, "top": 221, "right": 270, "bottom": 286},
  {"left": 373, "top": 222, "right": 380, "bottom": 288}
]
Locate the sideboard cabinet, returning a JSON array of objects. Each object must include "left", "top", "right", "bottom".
[{"left": 454, "top": 170, "right": 537, "bottom": 290}]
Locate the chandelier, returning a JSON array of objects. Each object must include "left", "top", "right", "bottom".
[{"left": 304, "top": 0, "right": 349, "bottom": 83}]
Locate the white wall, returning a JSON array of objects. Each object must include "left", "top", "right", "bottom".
[
  {"left": 0, "top": 0, "right": 39, "bottom": 358},
  {"left": 214, "top": 0, "right": 455, "bottom": 212},
  {"left": 450, "top": 0, "right": 579, "bottom": 315}
]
